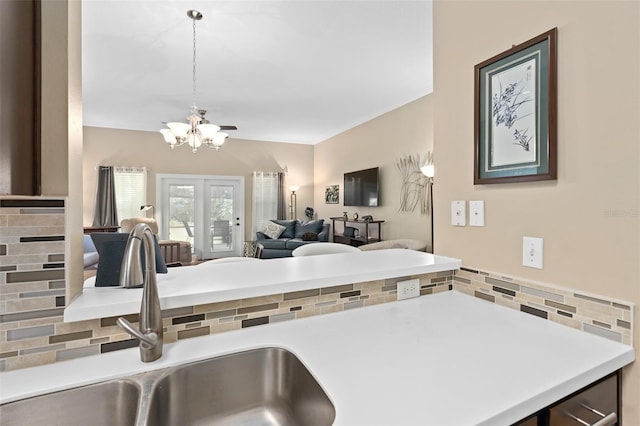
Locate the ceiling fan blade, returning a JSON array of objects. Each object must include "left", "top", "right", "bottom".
[{"left": 161, "top": 121, "right": 237, "bottom": 131}]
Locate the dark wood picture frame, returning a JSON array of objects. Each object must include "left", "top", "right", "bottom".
[{"left": 474, "top": 28, "right": 557, "bottom": 184}]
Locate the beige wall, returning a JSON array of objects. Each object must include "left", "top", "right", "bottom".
[
  {"left": 313, "top": 95, "right": 434, "bottom": 247},
  {"left": 83, "top": 127, "right": 314, "bottom": 238},
  {"left": 433, "top": 1, "right": 639, "bottom": 423},
  {"left": 40, "top": 0, "right": 84, "bottom": 302}
]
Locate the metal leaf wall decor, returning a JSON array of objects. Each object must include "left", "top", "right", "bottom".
[{"left": 395, "top": 153, "right": 430, "bottom": 215}]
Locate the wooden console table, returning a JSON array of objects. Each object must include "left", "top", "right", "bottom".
[{"left": 330, "top": 217, "right": 384, "bottom": 247}]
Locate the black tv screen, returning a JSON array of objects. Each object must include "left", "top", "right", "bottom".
[{"left": 344, "top": 167, "right": 379, "bottom": 207}]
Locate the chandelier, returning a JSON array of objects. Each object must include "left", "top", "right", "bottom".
[{"left": 160, "top": 10, "right": 229, "bottom": 152}]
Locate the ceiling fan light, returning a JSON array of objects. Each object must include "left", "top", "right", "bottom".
[
  {"left": 187, "top": 114, "right": 201, "bottom": 127},
  {"left": 198, "top": 123, "right": 221, "bottom": 139},
  {"left": 160, "top": 129, "right": 176, "bottom": 144},
  {"left": 188, "top": 133, "right": 202, "bottom": 152},
  {"left": 167, "top": 122, "right": 191, "bottom": 138},
  {"left": 160, "top": 10, "right": 234, "bottom": 152},
  {"left": 213, "top": 132, "right": 228, "bottom": 146}
]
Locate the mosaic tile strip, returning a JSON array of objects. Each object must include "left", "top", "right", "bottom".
[{"left": 454, "top": 268, "right": 635, "bottom": 346}]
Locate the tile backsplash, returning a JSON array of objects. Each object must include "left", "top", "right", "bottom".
[
  {"left": 0, "top": 196, "right": 635, "bottom": 373},
  {"left": 454, "top": 267, "right": 634, "bottom": 346},
  {"left": 0, "top": 198, "right": 67, "bottom": 371}
]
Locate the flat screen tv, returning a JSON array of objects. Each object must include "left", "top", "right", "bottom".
[{"left": 344, "top": 167, "right": 379, "bottom": 207}]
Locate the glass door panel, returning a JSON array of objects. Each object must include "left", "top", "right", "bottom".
[
  {"left": 208, "top": 185, "right": 233, "bottom": 253},
  {"left": 167, "top": 184, "right": 195, "bottom": 250},
  {"left": 203, "top": 179, "right": 243, "bottom": 259}
]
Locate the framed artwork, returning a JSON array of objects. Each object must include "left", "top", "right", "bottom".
[
  {"left": 325, "top": 185, "right": 339, "bottom": 204},
  {"left": 474, "top": 28, "right": 557, "bottom": 184}
]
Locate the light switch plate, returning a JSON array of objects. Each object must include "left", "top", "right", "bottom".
[
  {"left": 522, "top": 236, "right": 543, "bottom": 269},
  {"left": 451, "top": 201, "right": 466, "bottom": 226},
  {"left": 469, "top": 201, "right": 485, "bottom": 227}
]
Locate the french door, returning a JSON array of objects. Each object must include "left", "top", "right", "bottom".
[{"left": 157, "top": 174, "right": 244, "bottom": 259}]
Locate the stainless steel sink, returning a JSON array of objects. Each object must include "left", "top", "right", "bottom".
[
  {"left": 0, "top": 347, "right": 335, "bottom": 426},
  {"left": 146, "top": 347, "right": 335, "bottom": 426},
  {"left": 0, "top": 379, "right": 141, "bottom": 426}
]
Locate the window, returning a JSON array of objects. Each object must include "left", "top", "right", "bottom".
[{"left": 114, "top": 166, "right": 146, "bottom": 221}]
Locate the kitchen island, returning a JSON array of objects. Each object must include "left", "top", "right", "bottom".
[
  {"left": 65, "top": 249, "right": 461, "bottom": 321},
  {"left": 2, "top": 290, "right": 634, "bottom": 425}
]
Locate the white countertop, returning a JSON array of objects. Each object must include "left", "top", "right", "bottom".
[
  {"left": 65, "top": 249, "right": 461, "bottom": 322},
  {"left": 3, "top": 291, "right": 634, "bottom": 425}
]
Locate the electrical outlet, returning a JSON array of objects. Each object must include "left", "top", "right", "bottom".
[{"left": 397, "top": 278, "right": 420, "bottom": 301}]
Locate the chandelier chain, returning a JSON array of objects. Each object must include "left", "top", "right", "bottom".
[{"left": 192, "top": 16, "right": 197, "bottom": 111}]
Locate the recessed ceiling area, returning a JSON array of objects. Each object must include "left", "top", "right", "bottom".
[{"left": 82, "top": 1, "right": 432, "bottom": 145}]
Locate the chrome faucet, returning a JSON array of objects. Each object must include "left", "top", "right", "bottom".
[{"left": 116, "top": 223, "right": 163, "bottom": 362}]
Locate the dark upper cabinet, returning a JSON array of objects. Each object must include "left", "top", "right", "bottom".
[{"left": 0, "top": 0, "right": 40, "bottom": 195}]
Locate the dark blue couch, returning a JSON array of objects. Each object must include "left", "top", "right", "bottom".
[{"left": 256, "top": 219, "right": 329, "bottom": 258}]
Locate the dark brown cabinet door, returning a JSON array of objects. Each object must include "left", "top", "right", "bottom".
[{"left": 0, "top": 0, "right": 40, "bottom": 195}]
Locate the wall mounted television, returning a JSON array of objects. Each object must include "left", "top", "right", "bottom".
[{"left": 344, "top": 167, "right": 379, "bottom": 207}]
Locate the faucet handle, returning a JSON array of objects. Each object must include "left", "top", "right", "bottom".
[{"left": 117, "top": 317, "right": 158, "bottom": 347}]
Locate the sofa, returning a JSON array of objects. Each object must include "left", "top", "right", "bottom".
[
  {"left": 83, "top": 235, "right": 99, "bottom": 269},
  {"left": 256, "top": 219, "right": 329, "bottom": 259}
]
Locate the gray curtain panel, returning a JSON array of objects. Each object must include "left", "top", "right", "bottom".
[
  {"left": 92, "top": 166, "right": 119, "bottom": 227},
  {"left": 276, "top": 172, "right": 286, "bottom": 220}
]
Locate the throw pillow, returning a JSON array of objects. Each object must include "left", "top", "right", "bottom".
[
  {"left": 262, "top": 221, "right": 286, "bottom": 239},
  {"left": 90, "top": 232, "right": 168, "bottom": 287},
  {"left": 271, "top": 219, "right": 296, "bottom": 239},
  {"left": 302, "top": 232, "right": 318, "bottom": 241},
  {"left": 294, "top": 219, "right": 325, "bottom": 239}
]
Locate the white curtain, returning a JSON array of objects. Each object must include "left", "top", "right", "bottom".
[
  {"left": 252, "top": 171, "right": 280, "bottom": 237},
  {"left": 114, "top": 166, "right": 147, "bottom": 222}
]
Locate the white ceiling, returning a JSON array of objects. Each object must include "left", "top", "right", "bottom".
[{"left": 82, "top": 0, "right": 432, "bottom": 145}]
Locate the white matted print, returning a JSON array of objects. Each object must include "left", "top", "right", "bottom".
[
  {"left": 325, "top": 185, "right": 339, "bottom": 204},
  {"left": 490, "top": 57, "right": 537, "bottom": 167}
]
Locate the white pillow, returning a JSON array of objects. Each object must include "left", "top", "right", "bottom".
[{"left": 262, "top": 221, "right": 286, "bottom": 239}]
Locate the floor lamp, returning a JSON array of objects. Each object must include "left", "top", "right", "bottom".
[
  {"left": 290, "top": 185, "right": 299, "bottom": 220},
  {"left": 420, "top": 165, "right": 435, "bottom": 253}
]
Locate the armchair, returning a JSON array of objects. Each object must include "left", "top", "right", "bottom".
[{"left": 120, "top": 218, "right": 192, "bottom": 265}]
